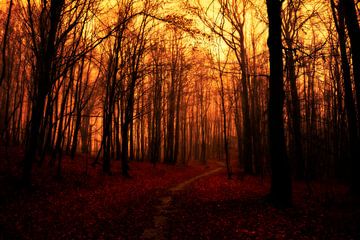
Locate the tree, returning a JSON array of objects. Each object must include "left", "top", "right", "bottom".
[
  {"left": 22, "top": 0, "right": 66, "bottom": 185},
  {"left": 282, "top": 0, "right": 304, "bottom": 179},
  {"left": 0, "top": 0, "right": 13, "bottom": 88},
  {"left": 341, "top": 0, "right": 360, "bottom": 195},
  {"left": 148, "top": 36, "right": 165, "bottom": 164},
  {"left": 331, "top": 0, "right": 360, "bottom": 195},
  {"left": 266, "top": 0, "right": 292, "bottom": 207},
  {"left": 120, "top": 5, "right": 152, "bottom": 176},
  {"left": 215, "top": 46, "right": 232, "bottom": 179},
  {"left": 21, "top": 0, "right": 101, "bottom": 184},
  {"left": 188, "top": 0, "right": 256, "bottom": 174}
]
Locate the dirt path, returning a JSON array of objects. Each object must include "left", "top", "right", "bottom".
[{"left": 141, "top": 166, "right": 224, "bottom": 239}]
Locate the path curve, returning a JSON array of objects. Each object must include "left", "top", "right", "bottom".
[{"left": 141, "top": 165, "right": 223, "bottom": 239}]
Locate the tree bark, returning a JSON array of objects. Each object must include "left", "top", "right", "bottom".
[
  {"left": 332, "top": 0, "right": 360, "bottom": 195},
  {"left": 23, "top": 0, "right": 65, "bottom": 185},
  {"left": 266, "top": 0, "right": 292, "bottom": 207}
]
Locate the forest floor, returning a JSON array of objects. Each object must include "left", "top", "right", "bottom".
[{"left": 0, "top": 147, "right": 359, "bottom": 239}]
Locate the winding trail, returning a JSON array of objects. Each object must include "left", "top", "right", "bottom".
[{"left": 141, "top": 166, "right": 224, "bottom": 239}]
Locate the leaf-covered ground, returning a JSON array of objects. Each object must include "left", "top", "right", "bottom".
[
  {"left": 167, "top": 170, "right": 360, "bottom": 239},
  {"left": 0, "top": 148, "right": 359, "bottom": 239},
  {"left": 0, "top": 148, "right": 208, "bottom": 239}
]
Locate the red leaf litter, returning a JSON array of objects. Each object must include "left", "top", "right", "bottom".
[
  {"left": 168, "top": 169, "right": 360, "bottom": 240},
  {"left": 0, "top": 151, "right": 206, "bottom": 239},
  {"left": 0, "top": 150, "right": 359, "bottom": 239}
]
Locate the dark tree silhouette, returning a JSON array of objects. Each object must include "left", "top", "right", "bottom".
[
  {"left": 341, "top": 0, "right": 360, "bottom": 195},
  {"left": 332, "top": 0, "right": 360, "bottom": 195},
  {"left": 22, "top": 0, "right": 66, "bottom": 185},
  {"left": 266, "top": 0, "right": 292, "bottom": 207},
  {"left": 0, "top": 0, "right": 13, "bottom": 88}
]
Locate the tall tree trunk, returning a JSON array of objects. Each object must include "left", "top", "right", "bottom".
[
  {"left": 121, "top": 74, "right": 137, "bottom": 177},
  {"left": 285, "top": 45, "right": 304, "bottom": 179},
  {"left": 238, "top": 28, "right": 253, "bottom": 174},
  {"left": 174, "top": 77, "right": 182, "bottom": 164},
  {"left": 23, "top": 0, "right": 64, "bottom": 185},
  {"left": 115, "top": 101, "right": 121, "bottom": 160},
  {"left": 266, "top": 0, "right": 292, "bottom": 207},
  {"left": 331, "top": 0, "right": 360, "bottom": 194},
  {"left": 219, "top": 65, "right": 232, "bottom": 179},
  {"left": 70, "top": 58, "right": 86, "bottom": 160},
  {"left": 165, "top": 76, "right": 176, "bottom": 164},
  {"left": 341, "top": 0, "right": 360, "bottom": 194},
  {"left": 23, "top": 92, "right": 47, "bottom": 184},
  {"left": 342, "top": 0, "right": 360, "bottom": 121},
  {"left": 129, "top": 116, "right": 134, "bottom": 161},
  {"left": 0, "top": 0, "right": 13, "bottom": 88},
  {"left": 53, "top": 77, "right": 72, "bottom": 178}
]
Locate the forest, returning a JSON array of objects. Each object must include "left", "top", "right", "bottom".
[{"left": 0, "top": 0, "right": 359, "bottom": 239}]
